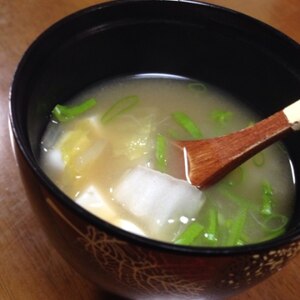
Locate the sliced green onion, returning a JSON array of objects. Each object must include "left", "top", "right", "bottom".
[
  {"left": 260, "top": 181, "right": 274, "bottom": 216},
  {"left": 174, "top": 222, "right": 204, "bottom": 245},
  {"left": 171, "top": 112, "right": 203, "bottom": 139},
  {"left": 155, "top": 134, "right": 167, "bottom": 172},
  {"left": 101, "top": 95, "right": 139, "bottom": 124},
  {"left": 188, "top": 82, "right": 207, "bottom": 93},
  {"left": 203, "top": 207, "right": 218, "bottom": 244},
  {"left": 262, "top": 214, "right": 288, "bottom": 233},
  {"left": 236, "top": 239, "right": 245, "bottom": 246},
  {"left": 252, "top": 213, "right": 287, "bottom": 242},
  {"left": 226, "top": 206, "right": 248, "bottom": 246},
  {"left": 52, "top": 98, "right": 96, "bottom": 122},
  {"left": 211, "top": 109, "right": 233, "bottom": 126},
  {"left": 253, "top": 151, "right": 265, "bottom": 167}
]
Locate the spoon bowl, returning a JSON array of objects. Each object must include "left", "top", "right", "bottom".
[{"left": 177, "top": 99, "right": 300, "bottom": 188}]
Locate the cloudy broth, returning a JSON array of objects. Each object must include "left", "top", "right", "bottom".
[{"left": 40, "top": 74, "right": 295, "bottom": 246}]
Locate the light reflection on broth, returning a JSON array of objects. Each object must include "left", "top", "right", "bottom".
[{"left": 40, "top": 74, "right": 295, "bottom": 247}]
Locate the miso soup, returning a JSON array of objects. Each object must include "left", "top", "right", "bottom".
[{"left": 40, "top": 74, "right": 295, "bottom": 247}]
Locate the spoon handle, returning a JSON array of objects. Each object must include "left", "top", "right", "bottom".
[
  {"left": 235, "top": 99, "right": 300, "bottom": 154},
  {"left": 283, "top": 99, "right": 300, "bottom": 130}
]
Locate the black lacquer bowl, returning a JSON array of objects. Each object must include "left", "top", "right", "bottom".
[{"left": 9, "top": 1, "right": 300, "bottom": 299}]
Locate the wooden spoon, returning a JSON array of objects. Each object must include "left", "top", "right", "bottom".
[{"left": 176, "top": 100, "right": 300, "bottom": 189}]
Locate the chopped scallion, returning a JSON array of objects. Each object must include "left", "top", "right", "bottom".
[
  {"left": 171, "top": 112, "right": 203, "bottom": 139},
  {"left": 211, "top": 109, "right": 233, "bottom": 126},
  {"left": 101, "top": 95, "right": 139, "bottom": 124},
  {"left": 203, "top": 207, "right": 218, "bottom": 244},
  {"left": 226, "top": 206, "right": 248, "bottom": 246},
  {"left": 174, "top": 222, "right": 204, "bottom": 245},
  {"left": 52, "top": 98, "right": 96, "bottom": 122},
  {"left": 254, "top": 213, "right": 287, "bottom": 241},
  {"left": 155, "top": 134, "right": 167, "bottom": 172},
  {"left": 236, "top": 239, "right": 245, "bottom": 246},
  {"left": 260, "top": 181, "right": 274, "bottom": 216},
  {"left": 263, "top": 214, "right": 288, "bottom": 232}
]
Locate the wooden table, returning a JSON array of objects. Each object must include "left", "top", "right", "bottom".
[{"left": 1, "top": 0, "right": 299, "bottom": 299}]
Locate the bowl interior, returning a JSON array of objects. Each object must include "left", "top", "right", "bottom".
[{"left": 10, "top": 0, "right": 300, "bottom": 251}]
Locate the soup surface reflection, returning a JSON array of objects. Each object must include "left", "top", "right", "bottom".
[{"left": 40, "top": 74, "right": 295, "bottom": 246}]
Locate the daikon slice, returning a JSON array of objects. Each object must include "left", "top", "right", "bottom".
[
  {"left": 76, "top": 186, "right": 147, "bottom": 237},
  {"left": 42, "top": 148, "right": 64, "bottom": 173},
  {"left": 114, "top": 219, "right": 146, "bottom": 237},
  {"left": 76, "top": 186, "right": 116, "bottom": 220},
  {"left": 113, "top": 165, "right": 205, "bottom": 235}
]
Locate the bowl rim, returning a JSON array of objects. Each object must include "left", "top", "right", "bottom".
[{"left": 9, "top": 0, "right": 300, "bottom": 257}]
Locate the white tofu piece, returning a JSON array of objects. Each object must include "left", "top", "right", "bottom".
[
  {"left": 75, "top": 186, "right": 116, "bottom": 221},
  {"left": 113, "top": 166, "right": 205, "bottom": 236}
]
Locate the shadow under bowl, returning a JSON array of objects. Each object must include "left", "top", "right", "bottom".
[{"left": 9, "top": 0, "right": 300, "bottom": 299}]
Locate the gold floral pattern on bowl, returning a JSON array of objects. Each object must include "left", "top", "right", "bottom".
[{"left": 46, "top": 195, "right": 300, "bottom": 298}]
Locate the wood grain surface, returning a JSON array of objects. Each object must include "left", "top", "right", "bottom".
[{"left": 1, "top": 1, "right": 299, "bottom": 299}]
